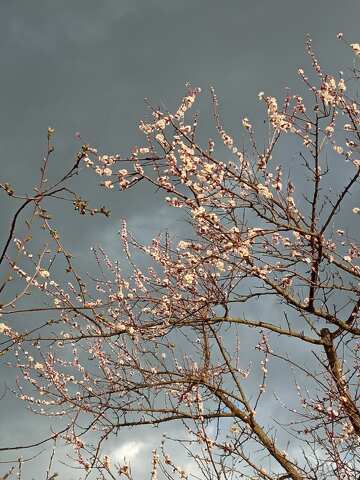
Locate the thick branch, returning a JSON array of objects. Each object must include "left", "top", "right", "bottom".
[{"left": 321, "top": 328, "right": 360, "bottom": 435}]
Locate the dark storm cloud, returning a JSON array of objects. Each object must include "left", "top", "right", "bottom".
[{"left": 1, "top": 0, "right": 360, "bottom": 477}]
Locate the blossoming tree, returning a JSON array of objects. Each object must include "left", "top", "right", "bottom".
[{"left": 2, "top": 36, "right": 360, "bottom": 479}]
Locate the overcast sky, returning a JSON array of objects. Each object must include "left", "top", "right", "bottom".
[{"left": 1, "top": 1, "right": 360, "bottom": 478}]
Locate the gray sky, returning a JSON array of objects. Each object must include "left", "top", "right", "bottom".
[{"left": 1, "top": 1, "right": 360, "bottom": 478}]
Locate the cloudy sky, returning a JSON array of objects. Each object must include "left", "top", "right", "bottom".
[{"left": 1, "top": 1, "right": 360, "bottom": 478}]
